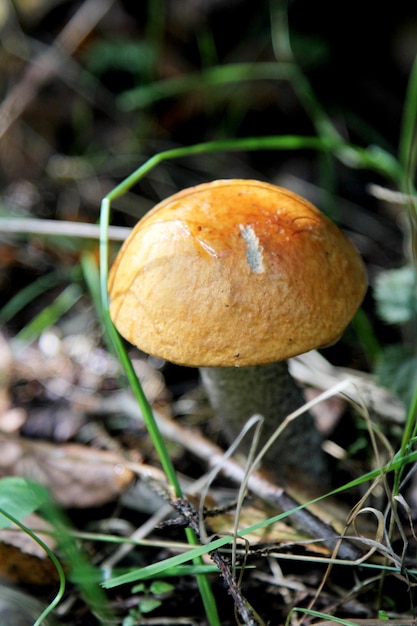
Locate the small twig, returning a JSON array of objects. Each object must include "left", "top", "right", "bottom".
[{"left": 171, "top": 498, "right": 263, "bottom": 626}]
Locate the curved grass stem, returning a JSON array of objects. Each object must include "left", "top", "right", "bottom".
[
  {"left": 99, "top": 196, "right": 221, "bottom": 626},
  {"left": 0, "top": 507, "right": 66, "bottom": 626}
]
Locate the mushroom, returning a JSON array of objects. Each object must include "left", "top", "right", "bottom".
[{"left": 108, "top": 179, "right": 367, "bottom": 482}]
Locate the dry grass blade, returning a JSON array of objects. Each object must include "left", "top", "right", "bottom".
[
  {"left": 0, "top": 0, "right": 116, "bottom": 140},
  {"left": 289, "top": 350, "right": 405, "bottom": 424},
  {"left": 315, "top": 618, "right": 416, "bottom": 626},
  {"left": 102, "top": 388, "right": 363, "bottom": 561}
]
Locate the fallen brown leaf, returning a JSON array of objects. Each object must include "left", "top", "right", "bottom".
[
  {"left": 0, "top": 435, "right": 134, "bottom": 507},
  {"left": 0, "top": 513, "right": 58, "bottom": 585}
]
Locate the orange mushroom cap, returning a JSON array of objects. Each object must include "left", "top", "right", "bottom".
[{"left": 108, "top": 179, "right": 367, "bottom": 367}]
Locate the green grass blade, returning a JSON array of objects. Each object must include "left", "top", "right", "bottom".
[
  {"left": 14, "top": 283, "right": 83, "bottom": 346},
  {"left": 40, "top": 498, "right": 112, "bottom": 623},
  {"left": 398, "top": 53, "right": 417, "bottom": 177},
  {"left": 105, "top": 135, "right": 402, "bottom": 205},
  {"left": 0, "top": 269, "right": 70, "bottom": 327},
  {"left": 117, "top": 61, "right": 296, "bottom": 109},
  {"left": 287, "top": 608, "right": 359, "bottom": 626},
  {"left": 99, "top": 197, "right": 221, "bottom": 626},
  {"left": 103, "top": 447, "right": 417, "bottom": 588},
  {"left": 0, "top": 502, "right": 66, "bottom": 626}
]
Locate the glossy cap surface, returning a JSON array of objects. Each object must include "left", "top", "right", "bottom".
[{"left": 108, "top": 179, "right": 367, "bottom": 366}]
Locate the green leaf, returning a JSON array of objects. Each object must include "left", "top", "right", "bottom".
[
  {"left": 374, "top": 265, "right": 417, "bottom": 324},
  {"left": 376, "top": 344, "right": 417, "bottom": 409},
  {"left": 138, "top": 598, "right": 161, "bottom": 614},
  {"left": 0, "top": 477, "right": 49, "bottom": 529},
  {"left": 149, "top": 581, "right": 174, "bottom": 595}
]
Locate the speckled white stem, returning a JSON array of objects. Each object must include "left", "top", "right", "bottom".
[{"left": 200, "top": 361, "right": 327, "bottom": 483}]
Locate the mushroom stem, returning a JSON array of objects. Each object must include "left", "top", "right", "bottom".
[{"left": 200, "top": 361, "right": 327, "bottom": 482}]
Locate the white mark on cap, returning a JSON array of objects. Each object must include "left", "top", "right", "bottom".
[{"left": 239, "top": 224, "right": 264, "bottom": 273}]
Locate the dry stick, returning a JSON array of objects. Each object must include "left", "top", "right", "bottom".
[
  {"left": 0, "top": 0, "right": 116, "bottom": 140},
  {"left": 109, "top": 391, "right": 362, "bottom": 562},
  {"left": 171, "top": 497, "right": 262, "bottom": 626},
  {"left": 101, "top": 468, "right": 220, "bottom": 570}
]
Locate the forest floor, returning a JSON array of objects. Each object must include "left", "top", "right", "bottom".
[{"left": 0, "top": 1, "right": 417, "bottom": 624}]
